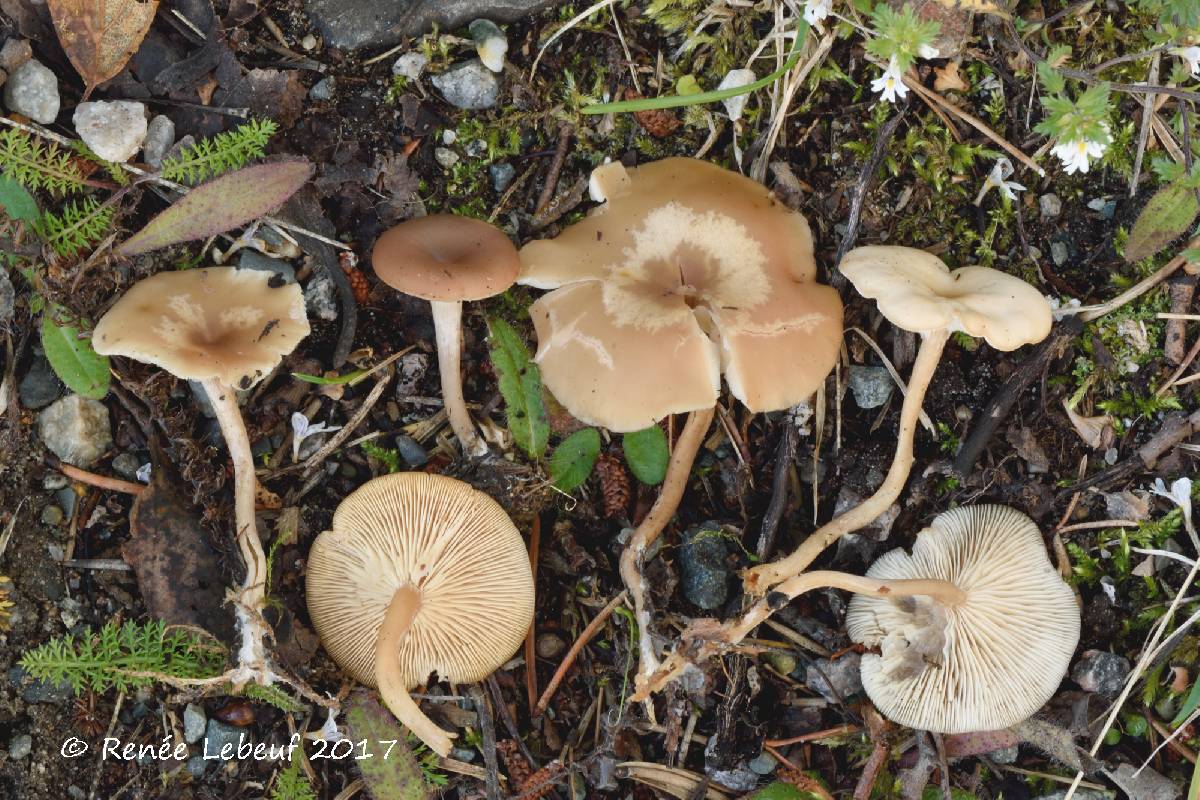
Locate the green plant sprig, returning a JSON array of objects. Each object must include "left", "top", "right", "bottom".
[
  {"left": 0, "top": 128, "right": 88, "bottom": 194},
  {"left": 160, "top": 118, "right": 279, "bottom": 184}
]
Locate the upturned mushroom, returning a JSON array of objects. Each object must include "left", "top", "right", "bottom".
[
  {"left": 743, "top": 246, "right": 1052, "bottom": 594},
  {"left": 93, "top": 267, "right": 310, "bottom": 685},
  {"left": 372, "top": 215, "right": 520, "bottom": 458},
  {"left": 306, "top": 472, "right": 534, "bottom": 756},
  {"left": 642, "top": 505, "right": 1079, "bottom": 720},
  {"left": 518, "top": 158, "right": 844, "bottom": 691}
]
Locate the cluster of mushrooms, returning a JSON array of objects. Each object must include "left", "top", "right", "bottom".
[{"left": 88, "top": 156, "right": 1080, "bottom": 757}]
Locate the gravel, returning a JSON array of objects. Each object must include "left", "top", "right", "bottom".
[
  {"left": 19, "top": 353, "right": 63, "bottom": 409},
  {"left": 38, "top": 394, "right": 113, "bottom": 468},
  {"left": 142, "top": 114, "right": 175, "bottom": 168},
  {"left": 3, "top": 59, "right": 59, "bottom": 123},
  {"left": 805, "top": 653, "right": 863, "bottom": 703},
  {"left": 393, "top": 52, "right": 429, "bottom": 81},
  {"left": 847, "top": 365, "right": 894, "bottom": 409},
  {"left": 73, "top": 100, "right": 148, "bottom": 162},
  {"left": 305, "top": 275, "right": 339, "bottom": 321},
  {"left": 1071, "top": 650, "right": 1130, "bottom": 695},
  {"left": 431, "top": 60, "right": 500, "bottom": 109},
  {"left": 0, "top": 267, "right": 14, "bottom": 325},
  {"left": 679, "top": 523, "right": 732, "bottom": 610},
  {"left": 8, "top": 734, "right": 32, "bottom": 760},
  {"left": 1039, "top": 193, "right": 1062, "bottom": 221},
  {"left": 490, "top": 162, "right": 516, "bottom": 192},
  {"left": 184, "top": 704, "right": 207, "bottom": 744}
]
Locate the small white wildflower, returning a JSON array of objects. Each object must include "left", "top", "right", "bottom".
[
  {"left": 1051, "top": 135, "right": 1107, "bottom": 175},
  {"left": 974, "top": 157, "right": 1026, "bottom": 205},
  {"left": 135, "top": 463, "right": 152, "bottom": 483},
  {"left": 305, "top": 707, "right": 346, "bottom": 743},
  {"left": 871, "top": 55, "right": 908, "bottom": 104},
  {"left": 803, "top": 0, "right": 832, "bottom": 26},
  {"left": 1171, "top": 45, "right": 1200, "bottom": 76},
  {"left": 291, "top": 412, "right": 342, "bottom": 461},
  {"left": 718, "top": 68, "right": 757, "bottom": 122},
  {"left": 1149, "top": 476, "right": 1197, "bottom": 547}
]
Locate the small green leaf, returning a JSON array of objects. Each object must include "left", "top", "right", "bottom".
[
  {"left": 487, "top": 318, "right": 549, "bottom": 459},
  {"left": 292, "top": 369, "right": 368, "bottom": 385},
  {"left": 622, "top": 425, "right": 669, "bottom": 486},
  {"left": 1172, "top": 679, "right": 1200, "bottom": 728},
  {"left": 41, "top": 309, "right": 110, "bottom": 399},
  {"left": 343, "top": 691, "right": 431, "bottom": 800},
  {"left": 549, "top": 429, "right": 600, "bottom": 492},
  {"left": 676, "top": 75, "right": 702, "bottom": 95},
  {"left": 1126, "top": 184, "right": 1200, "bottom": 262},
  {"left": 0, "top": 175, "right": 39, "bottom": 223}
]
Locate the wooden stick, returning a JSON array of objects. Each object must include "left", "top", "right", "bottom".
[
  {"left": 535, "top": 591, "right": 627, "bottom": 717},
  {"left": 58, "top": 463, "right": 145, "bottom": 496},
  {"left": 524, "top": 515, "right": 541, "bottom": 716}
]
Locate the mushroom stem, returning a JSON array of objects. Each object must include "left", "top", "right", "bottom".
[
  {"left": 374, "top": 586, "right": 456, "bottom": 756},
  {"left": 199, "top": 378, "right": 272, "bottom": 685},
  {"left": 620, "top": 405, "right": 716, "bottom": 692},
  {"left": 743, "top": 328, "right": 951, "bottom": 594},
  {"left": 430, "top": 299, "right": 488, "bottom": 458}
]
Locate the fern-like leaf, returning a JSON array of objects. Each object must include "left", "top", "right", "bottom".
[
  {"left": 0, "top": 129, "right": 87, "bottom": 194},
  {"left": 160, "top": 119, "right": 279, "bottom": 184},
  {"left": 18, "top": 620, "right": 225, "bottom": 694},
  {"left": 36, "top": 196, "right": 115, "bottom": 258},
  {"left": 243, "top": 683, "right": 304, "bottom": 713},
  {"left": 271, "top": 758, "right": 318, "bottom": 800}
]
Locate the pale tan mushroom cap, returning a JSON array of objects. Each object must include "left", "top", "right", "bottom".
[
  {"left": 845, "top": 505, "right": 1079, "bottom": 733},
  {"left": 839, "top": 246, "right": 1052, "bottom": 351},
  {"left": 306, "top": 473, "right": 535, "bottom": 689},
  {"left": 520, "top": 158, "right": 843, "bottom": 431},
  {"left": 372, "top": 215, "right": 520, "bottom": 303},
  {"left": 92, "top": 267, "right": 309, "bottom": 388}
]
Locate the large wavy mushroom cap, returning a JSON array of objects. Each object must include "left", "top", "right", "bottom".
[
  {"left": 839, "top": 246, "right": 1052, "bottom": 351},
  {"left": 518, "top": 158, "right": 844, "bottom": 432},
  {"left": 92, "top": 267, "right": 309, "bottom": 388},
  {"left": 846, "top": 505, "right": 1079, "bottom": 733},
  {"left": 306, "top": 472, "right": 534, "bottom": 688}
]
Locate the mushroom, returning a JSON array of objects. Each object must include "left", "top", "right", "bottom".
[
  {"left": 306, "top": 472, "right": 534, "bottom": 756},
  {"left": 92, "top": 267, "right": 309, "bottom": 685},
  {"left": 372, "top": 215, "right": 520, "bottom": 458},
  {"left": 642, "top": 505, "right": 1079, "bottom": 719},
  {"left": 518, "top": 158, "right": 843, "bottom": 690},
  {"left": 743, "top": 246, "right": 1052, "bottom": 594}
]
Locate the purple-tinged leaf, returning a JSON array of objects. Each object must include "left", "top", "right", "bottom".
[{"left": 117, "top": 160, "right": 313, "bottom": 256}]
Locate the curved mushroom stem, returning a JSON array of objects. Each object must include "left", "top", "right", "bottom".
[
  {"left": 633, "top": 569, "right": 965, "bottom": 701},
  {"left": 620, "top": 406, "right": 716, "bottom": 695},
  {"left": 743, "top": 327, "right": 951, "bottom": 595},
  {"left": 375, "top": 586, "right": 456, "bottom": 756},
  {"left": 200, "top": 378, "right": 273, "bottom": 687},
  {"left": 430, "top": 299, "right": 488, "bottom": 458}
]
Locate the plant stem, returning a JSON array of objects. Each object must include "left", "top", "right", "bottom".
[
  {"left": 199, "top": 378, "right": 273, "bottom": 687},
  {"left": 431, "top": 299, "right": 488, "bottom": 458},
  {"left": 743, "top": 328, "right": 950, "bottom": 594},
  {"left": 620, "top": 406, "right": 715, "bottom": 694},
  {"left": 375, "top": 586, "right": 456, "bottom": 756}
]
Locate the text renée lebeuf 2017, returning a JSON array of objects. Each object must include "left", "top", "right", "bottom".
[{"left": 100, "top": 734, "right": 404, "bottom": 762}]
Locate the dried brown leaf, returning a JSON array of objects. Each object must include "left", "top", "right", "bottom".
[{"left": 48, "top": 0, "right": 159, "bottom": 98}]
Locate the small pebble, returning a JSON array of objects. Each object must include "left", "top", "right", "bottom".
[
  {"left": 1071, "top": 650, "right": 1130, "bottom": 694},
  {"left": 392, "top": 52, "right": 428, "bottom": 81},
  {"left": 73, "top": 100, "right": 148, "bottom": 163},
  {"left": 435, "top": 147, "right": 460, "bottom": 169},
  {"left": 847, "top": 365, "right": 893, "bottom": 409},
  {"left": 41, "top": 504, "right": 64, "bottom": 526},
  {"left": 442, "top": 129, "right": 457, "bottom": 145},
  {"left": 203, "top": 720, "right": 244, "bottom": 760},
  {"left": 1039, "top": 193, "right": 1062, "bottom": 221},
  {"left": 1050, "top": 240, "right": 1069, "bottom": 267},
  {"left": 490, "top": 162, "right": 515, "bottom": 192},
  {"left": 718, "top": 68, "right": 757, "bottom": 122},
  {"left": 309, "top": 76, "right": 336, "bottom": 101},
  {"left": 8, "top": 734, "right": 32, "bottom": 760},
  {"left": 806, "top": 653, "right": 863, "bottom": 703},
  {"left": 186, "top": 755, "right": 207, "bottom": 777},
  {"left": 1087, "top": 197, "right": 1117, "bottom": 220},
  {"left": 536, "top": 633, "right": 566, "bottom": 659},
  {"left": 141, "top": 114, "right": 175, "bottom": 168},
  {"left": 0, "top": 38, "right": 32, "bottom": 73},
  {"left": 431, "top": 60, "right": 500, "bottom": 110},
  {"left": 59, "top": 596, "right": 82, "bottom": 629},
  {"left": 184, "top": 703, "right": 206, "bottom": 744},
  {"left": 56, "top": 486, "right": 77, "bottom": 518},
  {"left": 465, "top": 139, "right": 487, "bottom": 158},
  {"left": 0, "top": 268, "right": 14, "bottom": 325},
  {"left": 469, "top": 19, "right": 507, "bottom": 73},
  {"left": 38, "top": 394, "right": 113, "bottom": 468},
  {"left": 19, "top": 354, "right": 63, "bottom": 409},
  {"left": 238, "top": 250, "right": 296, "bottom": 284},
  {"left": 748, "top": 751, "right": 777, "bottom": 775},
  {"left": 394, "top": 434, "right": 428, "bottom": 467},
  {"left": 450, "top": 745, "right": 477, "bottom": 763},
  {"left": 3, "top": 59, "right": 59, "bottom": 123},
  {"left": 43, "top": 473, "right": 68, "bottom": 491},
  {"left": 305, "top": 276, "right": 339, "bottom": 321},
  {"left": 679, "top": 523, "right": 731, "bottom": 610},
  {"left": 111, "top": 452, "right": 142, "bottom": 481},
  {"left": 301, "top": 34, "right": 318, "bottom": 51}
]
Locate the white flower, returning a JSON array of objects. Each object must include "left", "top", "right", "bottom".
[
  {"left": 974, "top": 157, "right": 1026, "bottom": 205},
  {"left": 871, "top": 56, "right": 908, "bottom": 104},
  {"left": 1172, "top": 45, "right": 1200, "bottom": 76},
  {"left": 718, "top": 68, "right": 757, "bottom": 122},
  {"left": 1051, "top": 135, "right": 1107, "bottom": 175},
  {"left": 135, "top": 463, "right": 152, "bottom": 483},
  {"left": 291, "top": 412, "right": 342, "bottom": 461},
  {"left": 1149, "top": 476, "right": 1197, "bottom": 548},
  {"left": 803, "top": 0, "right": 832, "bottom": 26}
]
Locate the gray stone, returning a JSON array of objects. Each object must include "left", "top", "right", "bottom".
[
  {"left": 392, "top": 52, "right": 429, "bottom": 81},
  {"left": 705, "top": 765, "right": 759, "bottom": 792},
  {"left": 1035, "top": 790, "right": 1113, "bottom": 800},
  {"left": 183, "top": 703, "right": 206, "bottom": 744},
  {"left": 1051, "top": 240, "right": 1069, "bottom": 266},
  {"left": 38, "top": 394, "right": 113, "bottom": 468},
  {"left": 847, "top": 365, "right": 894, "bottom": 409},
  {"left": 679, "top": 523, "right": 731, "bottom": 610},
  {"left": 0, "top": 39, "right": 32, "bottom": 73},
  {"left": 469, "top": 19, "right": 507, "bottom": 72},
  {"left": 431, "top": 60, "right": 499, "bottom": 110},
  {"left": 305, "top": 275, "right": 339, "bottom": 321},
  {"left": 56, "top": 486, "right": 77, "bottom": 518},
  {"left": 535, "top": 633, "right": 565, "bottom": 659},
  {"left": 19, "top": 355, "right": 63, "bottom": 409},
  {"left": 238, "top": 250, "right": 296, "bottom": 284},
  {"left": 162, "top": 134, "right": 196, "bottom": 165},
  {"left": 395, "top": 434, "right": 428, "bottom": 467},
  {"left": 186, "top": 755, "right": 208, "bottom": 777},
  {"left": 1071, "top": 650, "right": 1130, "bottom": 694},
  {"left": 13, "top": 666, "right": 74, "bottom": 704},
  {"left": 3, "top": 59, "right": 58, "bottom": 123},
  {"left": 805, "top": 653, "right": 863, "bottom": 702},
  {"left": 203, "top": 720, "right": 244, "bottom": 760},
  {"left": 0, "top": 268, "right": 14, "bottom": 324},
  {"left": 435, "top": 146, "right": 460, "bottom": 168},
  {"left": 450, "top": 745, "right": 477, "bottom": 762},
  {"left": 395, "top": 352, "right": 428, "bottom": 397},
  {"left": 1039, "top": 193, "right": 1062, "bottom": 221},
  {"left": 111, "top": 452, "right": 142, "bottom": 481},
  {"left": 1087, "top": 197, "right": 1116, "bottom": 220},
  {"left": 748, "top": 752, "right": 777, "bottom": 775},
  {"left": 41, "top": 504, "right": 63, "bottom": 525},
  {"left": 304, "top": 0, "right": 557, "bottom": 51},
  {"left": 142, "top": 115, "right": 175, "bottom": 168},
  {"left": 73, "top": 101, "right": 147, "bottom": 163},
  {"left": 1106, "top": 764, "right": 1181, "bottom": 800},
  {"left": 490, "top": 162, "right": 515, "bottom": 192},
  {"left": 8, "top": 734, "right": 32, "bottom": 759},
  {"left": 987, "top": 744, "right": 1019, "bottom": 764},
  {"left": 309, "top": 76, "right": 336, "bottom": 101}
]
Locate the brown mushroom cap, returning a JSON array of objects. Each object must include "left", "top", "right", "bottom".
[
  {"left": 372, "top": 215, "right": 520, "bottom": 302},
  {"left": 306, "top": 473, "right": 534, "bottom": 688},
  {"left": 92, "top": 267, "right": 309, "bottom": 388},
  {"left": 845, "top": 505, "right": 1079, "bottom": 733},
  {"left": 518, "top": 158, "right": 843, "bottom": 431}
]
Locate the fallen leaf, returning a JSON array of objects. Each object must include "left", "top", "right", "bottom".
[
  {"left": 1062, "top": 399, "right": 1114, "bottom": 450},
  {"left": 343, "top": 691, "right": 433, "bottom": 800},
  {"left": 117, "top": 160, "right": 314, "bottom": 256},
  {"left": 48, "top": 0, "right": 159, "bottom": 99},
  {"left": 626, "top": 89, "right": 681, "bottom": 138},
  {"left": 933, "top": 62, "right": 969, "bottom": 93},
  {"left": 929, "top": 0, "right": 1010, "bottom": 16}
]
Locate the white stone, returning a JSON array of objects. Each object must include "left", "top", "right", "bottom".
[
  {"left": 38, "top": 394, "right": 113, "bottom": 468},
  {"left": 3, "top": 59, "right": 60, "bottom": 124},
  {"left": 142, "top": 114, "right": 175, "bottom": 168},
  {"left": 718, "top": 68, "right": 757, "bottom": 122},
  {"left": 392, "top": 52, "right": 428, "bottom": 81},
  {"left": 469, "top": 20, "right": 507, "bottom": 73},
  {"left": 73, "top": 101, "right": 148, "bottom": 163}
]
